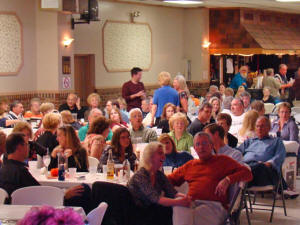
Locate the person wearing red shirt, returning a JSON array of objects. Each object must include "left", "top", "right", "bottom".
[
  {"left": 122, "top": 67, "right": 145, "bottom": 111},
  {"left": 168, "top": 132, "right": 252, "bottom": 225}
]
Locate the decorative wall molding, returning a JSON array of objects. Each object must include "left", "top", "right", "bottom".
[
  {"left": 102, "top": 20, "right": 152, "bottom": 72},
  {"left": 0, "top": 12, "right": 23, "bottom": 75}
]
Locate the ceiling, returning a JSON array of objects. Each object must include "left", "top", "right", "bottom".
[{"left": 117, "top": 0, "right": 300, "bottom": 13}]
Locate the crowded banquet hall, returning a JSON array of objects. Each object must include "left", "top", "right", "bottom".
[{"left": 0, "top": 0, "right": 300, "bottom": 224}]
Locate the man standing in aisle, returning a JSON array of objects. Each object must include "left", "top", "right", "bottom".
[
  {"left": 274, "top": 64, "right": 294, "bottom": 102},
  {"left": 122, "top": 67, "right": 145, "bottom": 112}
]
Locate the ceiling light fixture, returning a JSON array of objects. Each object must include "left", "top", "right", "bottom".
[
  {"left": 164, "top": 0, "right": 203, "bottom": 5},
  {"left": 276, "top": 0, "right": 300, "bottom": 2}
]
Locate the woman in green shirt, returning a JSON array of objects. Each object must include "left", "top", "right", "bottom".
[{"left": 168, "top": 112, "right": 193, "bottom": 152}]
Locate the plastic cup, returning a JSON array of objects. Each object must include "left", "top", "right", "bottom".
[
  {"left": 69, "top": 168, "right": 77, "bottom": 178},
  {"left": 163, "top": 166, "right": 173, "bottom": 175},
  {"left": 89, "top": 166, "right": 97, "bottom": 174},
  {"left": 102, "top": 165, "right": 108, "bottom": 174},
  {"left": 28, "top": 161, "right": 37, "bottom": 170}
]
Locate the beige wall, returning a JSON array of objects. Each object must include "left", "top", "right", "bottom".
[
  {"left": 0, "top": 0, "right": 75, "bottom": 93},
  {"left": 183, "top": 8, "right": 210, "bottom": 82},
  {"left": 74, "top": 1, "right": 210, "bottom": 88},
  {"left": 35, "top": 3, "right": 59, "bottom": 91},
  {"left": 0, "top": 0, "right": 37, "bottom": 93},
  {"left": 57, "top": 13, "right": 74, "bottom": 91},
  {"left": 74, "top": 1, "right": 186, "bottom": 88}
]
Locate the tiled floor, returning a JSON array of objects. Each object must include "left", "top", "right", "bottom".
[{"left": 240, "top": 179, "right": 300, "bottom": 225}]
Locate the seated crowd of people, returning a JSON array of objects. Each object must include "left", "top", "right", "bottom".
[{"left": 0, "top": 65, "right": 299, "bottom": 225}]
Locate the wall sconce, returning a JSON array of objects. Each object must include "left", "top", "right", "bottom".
[
  {"left": 202, "top": 40, "right": 211, "bottom": 49},
  {"left": 63, "top": 38, "right": 74, "bottom": 48},
  {"left": 130, "top": 11, "right": 140, "bottom": 23}
]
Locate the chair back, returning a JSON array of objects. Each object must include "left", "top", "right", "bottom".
[
  {"left": 87, "top": 202, "right": 108, "bottom": 225},
  {"left": 292, "top": 107, "right": 300, "bottom": 116},
  {"left": 0, "top": 188, "right": 8, "bottom": 204},
  {"left": 11, "top": 186, "right": 64, "bottom": 206},
  {"left": 264, "top": 103, "right": 275, "bottom": 115},
  {"left": 222, "top": 182, "right": 246, "bottom": 225},
  {"left": 272, "top": 102, "right": 284, "bottom": 114},
  {"left": 88, "top": 156, "right": 99, "bottom": 169},
  {"left": 294, "top": 114, "right": 300, "bottom": 125}
]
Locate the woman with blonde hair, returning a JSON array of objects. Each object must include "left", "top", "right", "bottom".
[
  {"left": 157, "top": 103, "right": 176, "bottom": 133},
  {"left": 168, "top": 112, "right": 193, "bottom": 152},
  {"left": 84, "top": 93, "right": 101, "bottom": 121},
  {"left": 151, "top": 71, "right": 180, "bottom": 127},
  {"left": 173, "top": 75, "right": 189, "bottom": 113},
  {"left": 128, "top": 142, "right": 191, "bottom": 225},
  {"left": 61, "top": 110, "right": 82, "bottom": 130},
  {"left": 237, "top": 110, "right": 259, "bottom": 144},
  {"left": 158, "top": 134, "right": 193, "bottom": 168},
  {"left": 209, "top": 97, "right": 221, "bottom": 120},
  {"left": 36, "top": 113, "right": 61, "bottom": 154},
  {"left": 50, "top": 125, "right": 88, "bottom": 172}
]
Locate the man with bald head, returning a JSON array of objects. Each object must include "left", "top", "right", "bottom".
[
  {"left": 229, "top": 66, "right": 248, "bottom": 90},
  {"left": 59, "top": 93, "right": 87, "bottom": 119},
  {"left": 237, "top": 116, "right": 286, "bottom": 187},
  {"left": 227, "top": 98, "right": 245, "bottom": 137},
  {"left": 169, "top": 132, "right": 252, "bottom": 225}
]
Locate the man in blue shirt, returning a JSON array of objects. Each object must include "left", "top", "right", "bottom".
[
  {"left": 237, "top": 116, "right": 285, "bottom": 187},
  {"left": 229, "top": 66, "right": 248, "bottom": 90}
]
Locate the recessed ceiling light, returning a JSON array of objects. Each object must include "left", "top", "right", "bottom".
[
  {"left": 276, "top": 0, "right": 300, "bottom": 2},
  {"left": 163, "top": 0, "right": 203, "bottom": 5}
]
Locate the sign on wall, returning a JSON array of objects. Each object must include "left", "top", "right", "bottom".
[
  {"left": 102, "top": 20, "right": 152, "bottom": 72},
  {"left": 62, "top": 76, "right": 71, "bottom": 89},
  {"left": 0, "top": 13, "right": 23, "bottom": 75}
]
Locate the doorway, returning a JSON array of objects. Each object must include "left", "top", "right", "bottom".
[{"left": 74, "top": 54, "right": 95, "bottom": 106}]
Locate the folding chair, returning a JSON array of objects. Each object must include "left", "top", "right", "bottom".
[
  {"left": 264, "top": 103, "right": 275, "bottom": 115},
  {"left": 87, "top": 202, "right": 108, "bottom": 225},
  {"left": 0, "top": 188, "right": 8, "bottom": 204},
  {"left": 223, "top": 182, "right": 251, "bottom": 225},
  {"left": 246, "top": 168, "right": 287, "bottom": 223}
]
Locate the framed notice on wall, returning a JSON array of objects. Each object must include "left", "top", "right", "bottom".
[
  {"left": 62, "top": 56, "right": 71, "bottom": 74},
  {"left": 102, "top": 20, "right": 152, "bottom": 72}
]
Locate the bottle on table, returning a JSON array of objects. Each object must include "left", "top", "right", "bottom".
[
  {"left": 106, "top": 149, "right": 114, "bottom": 180},
  {"left": 58, "top": 152, "right": 67, "bottom": 181},
  {"left": 122, "top": 153, "right": 131, "bottom": 181}
]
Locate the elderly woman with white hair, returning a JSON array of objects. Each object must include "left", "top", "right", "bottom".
[
  {"left": 128, "top": 142, "right": 191, "bottom": 225},
  {"left": 129, "top": 108, "right": 157, "bottom": 143},
  {"left": 150, "top": 72, "right": 180, "bottom": 127}
]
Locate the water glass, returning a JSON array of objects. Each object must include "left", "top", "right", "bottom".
[
  {"left": 89, "top": 166, "right": 97, "bottom": 174},
  {"left": 69, "top": 168, "right": 77, "bottom": 179}
]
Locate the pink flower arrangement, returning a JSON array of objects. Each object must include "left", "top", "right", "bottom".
[{"left": 18, "top": 206, "right": 84, "bottom": 225}]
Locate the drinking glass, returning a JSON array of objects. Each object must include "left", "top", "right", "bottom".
[{"left": 43, "top": 153, "right": 51, "bottom": 174}]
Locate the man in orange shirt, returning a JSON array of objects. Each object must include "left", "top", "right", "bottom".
[{"left": 168, "top": 132, "right": 252, "bottom": 225}]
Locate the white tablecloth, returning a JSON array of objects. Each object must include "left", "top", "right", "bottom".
[
  {"left": 0, "top": 205, "right": 85, "bottom": 222},
  {"left": 32, "top": 172, "right": 127, "bottom": 189}
]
